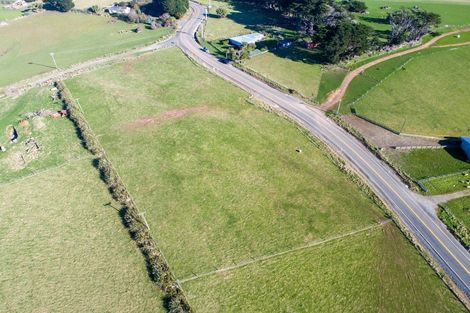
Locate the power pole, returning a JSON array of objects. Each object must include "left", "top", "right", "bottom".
[{"left": 50, "top": 52, "right": 58, "bottom": 70}]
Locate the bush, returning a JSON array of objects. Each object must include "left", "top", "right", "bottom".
[
  {"left": 88, "top": 4, "right": 99, "bottom": 13},
  {"left": 43, "top": 0, "right": 75, "bottom": 12},
  {"left": 215, "top": 7, "right": 227, "bottom": 18}
]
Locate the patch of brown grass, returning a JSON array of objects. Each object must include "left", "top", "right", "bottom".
[{"left": 126, "top": 106, "right": 210, "bottom": 129}]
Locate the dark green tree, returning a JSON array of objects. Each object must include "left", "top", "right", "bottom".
[
  {"left": 44, "top": 0, "right": 75, "bottom": 12},
  {"left": 161, "top": 0, "right": 189, "bottom": 18},
  {"left": 388, "top": 8, "right": 441, "bottom": 44},
  {"left": 322, "top": 19, "right": 372, "bottom": 63}
]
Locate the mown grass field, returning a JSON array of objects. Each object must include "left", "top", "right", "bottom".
[
  {"left": 66, "top": 47, "right": 464, "bottom": 310},
  {"left": 0, "top": 88, "right": 165, "bottom": 312},
  {"left": 445, "top": 196, "right": 470, "bottom": 229},
  {"left": 385, "top": 148, "right": 470, "bottom": 194},
  {"left": 0, "top": 88, "right": 84, "bottom": 183},
  {"left": 345, "top": 45, "right": 470, "bottom": 136},
  {"left": 0, "top": 11, "right": 171, "bottom": 89}
]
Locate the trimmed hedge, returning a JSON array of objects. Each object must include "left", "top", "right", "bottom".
[{"left": 55, "top": 81, "right": 192, "bottom": 313}]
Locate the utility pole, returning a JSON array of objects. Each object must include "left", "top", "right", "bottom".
[{"left": 50, "top": 52, "right": 58, "bottom": 70}]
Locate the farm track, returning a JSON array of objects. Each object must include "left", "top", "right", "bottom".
[{"left": 321, "top": 28, "right": 470, "bottom": 110}]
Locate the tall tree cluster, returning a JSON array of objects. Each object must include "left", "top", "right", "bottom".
[
  {"left": 388, "top": 8, "right": 441, "bottom": 44},
  {"left": 154, "top": 0, "right": 189, "bottom": 18},
  {"left": 233, "top": 0, "right": 440, "bottom": 63},
  {"left": 43, "top": 0, "right": 75, "bottom": 12}
]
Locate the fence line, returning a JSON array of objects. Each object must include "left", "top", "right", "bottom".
[{"left": 178, "top": 219, "right": 391, "bottom": 284}]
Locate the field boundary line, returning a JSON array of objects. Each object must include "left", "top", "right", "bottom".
[
  {"left": 0, "top": 155, "right": 90, "bottom": 187},
  {"left": 178, "top": 219, "right": 391, "bottom": 284},
  {"left": 346, "top": 56, "right": 415, "bottom": 109}
]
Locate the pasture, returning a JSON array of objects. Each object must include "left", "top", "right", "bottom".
[
  {"left": 445, "top": 196, "right": 470, "bottom": 230},
  {"left": 435, "top": 31, "right": 470, "bottom": 45},
  {"left": 385, "top": 148, "right": 470, "bottom": 194},
  {"left": 0, "top": 11, "right": 171, "bottom": 89},
  {"left": 0, "top": 88, "right": 165, "bottom": 312},
  {"left": 184, "top": 224, "right": 465, "bottom": 312},
  {"left": 345, "top": 45, "right": 470, "bottom": 136},
  {"left": 65, "top": 47, "right": 464, "bottom": 310},
  {"left": 74, "top": 0, "right": 116, "bottom": 9},
  {"left": 0, "top": 88, "right": 84, "bottom": 183},
  {"left": 0, "top": 160, "right": 165, "bottom": 313},
  {"left": 360, "top": 0, "right": 470, "bottom": 36},
  {"left": 0, "top": 7, "right": 21, "bottom": 21}
]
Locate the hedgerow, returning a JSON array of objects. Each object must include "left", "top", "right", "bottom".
[{"left": 55, "top": 81, "right": 192, "bottom": 313}]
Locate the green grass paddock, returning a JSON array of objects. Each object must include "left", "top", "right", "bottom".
[
  {"left": 65, "top": 47, "right": 465, "bottom": 310},
  {"left": 0, "top": 11, "right": 171, "bottom": 89},
  {"left": 345, "top": 45, "right": 470, "bottom": 136}
]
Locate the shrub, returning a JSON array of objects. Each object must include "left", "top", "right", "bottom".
[
  {"left": 216, "top": 7, "right": 227, "bottom": 18},
  {"left": 43, "top": 0, "right": 75, "bottom": 12}
]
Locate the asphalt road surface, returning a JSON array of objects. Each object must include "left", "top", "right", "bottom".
[{"left": 177, "top": 2, "right": 470, "bottom": 302}]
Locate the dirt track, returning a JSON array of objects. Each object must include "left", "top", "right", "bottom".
[{"left": 321, "top": 28, "right": 470, "bottom": 110}]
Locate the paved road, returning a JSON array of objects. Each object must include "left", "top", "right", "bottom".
[{"left": 177, "top": 2, "right": 470, "bottom": 303}]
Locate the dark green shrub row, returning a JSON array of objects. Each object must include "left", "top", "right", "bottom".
[
  {"left": 55, "top": 81, "right": 192, "bottom": 313},
  {"left": 438, "top": 205, "right": 470, "bottom": 250}
]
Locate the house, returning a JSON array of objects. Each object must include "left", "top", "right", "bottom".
[
  {"left": 462, "top": 137, "right": 470, "bottom": 160},
  {"left": 229, "top": 33, "right": 264, "bottom": 47},
  {"left": 105, "top": 5, "right": 131, "bottom": 15}
]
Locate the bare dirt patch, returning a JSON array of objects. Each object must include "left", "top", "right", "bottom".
[
  {"left": 342, "top": 115, "right": 454, "bottom": 148},
  {"left": 126, "top": 106, "right": 209, "bottom": 129}
]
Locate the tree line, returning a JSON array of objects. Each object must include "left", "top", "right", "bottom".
[{"left": 232, "top": 0, "right": 441, "bottom": 63}]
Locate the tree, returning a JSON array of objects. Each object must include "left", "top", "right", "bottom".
[
  {"left": 44, "top": 0, "right": 75, "bottom": 12},
  {"left": 343, "top": 0, "right": 367, "bottom": 13},
  {"left": 216, "top": 7, "right": 228, "bottom": 18},
  {"left": 388, "top": 8, "right": 440, "bottom": 44},
  {"left": 158, "top": 0, "right": 188, "bottom": 18},
  {"left": 322, "top": 19, "right": 372, "bottom": 63},
  {"left": 88, "top": 5, "right": 99, "bottom": 13}
]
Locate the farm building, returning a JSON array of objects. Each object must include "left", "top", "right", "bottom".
[
  {"left": 229, "top": 33, "right": 264, "bottom": 47},
  {"left": 105, "top": 5, "right": 131, "bottom": 15},
  {"left": 462, "top": 137, "right": 470, "bottom": 160}
]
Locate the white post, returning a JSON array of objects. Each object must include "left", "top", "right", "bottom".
[
  {"left": 336, "top": 100, "right": 342, "bottom": 115},
  {"left": 139, "top": 212, "right": 150, "bottom": 231},
  {"left": 76, "top": 98, "right": 84, "bottom": 113},
  {"left": 50, "top": 52, "right": 58, "bottom": 70}
]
